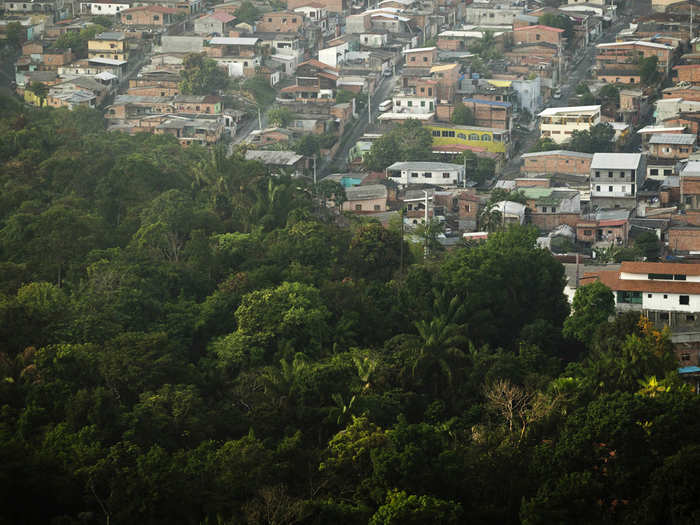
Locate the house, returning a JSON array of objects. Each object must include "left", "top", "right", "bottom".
[
  {"left": 402, "top": 47, "right": 437, "bottom": 68},
  {"left": 590, "top": 153, "right": 645, "bottom": 210},
  {"left": 154, "top": 115, "right": 225, "bottom": 146},
  {"left": 244, "top": 149, "right": 305, "bottom": 175},
  {"left": 432, "top": 190, "right": 481, "bottom": 230},
  {"left": 80, "top": 0, "right": 131, "bottom": 15},
  {"left": 88, "top": 32, "right": 128, "bottom": 62},
  {"left": 128, "top": 71, "right": 181, "bottom": 96},
  {"left": 461, "top": 98, "right": 512, "bottom": 131},
  {"left": 255, "top": 10, "right": 304, "bottom": 33},
  {"left": 277, "top": 59, "right": 339, "bottom": 103},
  {"left": 674, "top": 64, "right": 700, "bottom": 86},
  {"left": 680, "top": 161, "right": 700, "bottom": 213},
  {"left": 293, "top": 3, "right": 327, "bottom": 30},
  {"left": 538, "top": 105, "right": 601, "bottom": 144},
  {"left": 492, "top": 201, "right": 527, "bottom": 225},
  {"left": 596, "top": 41, "right": 675, "bottom": 77},
  {"left": 426, "top": 123, "right": 511, "bottom": 156},
  {"left": 386, "top": 161, "right": 464, "bottom": 186},
  {"left": 576, "top": 214, "right": 630, "bottom": 247},
  {"left": 246, "top": 127, "right": 295, "bottom": 145},
  {"left": 391, "top": 93, "right": 435, "bottom": 114},
  {"left": 513, "top": 24, "right": 565, "bottom": 46},
  {"left": 648, "top": 133, "right": 696, "bottom": 160},
  {"left": 520, "top": 150, "right": 593, "bottom": 177},
  {"left": 119, "top": 5, "right": 179, "bottom": 25},
  {"left": 580, "top": 262, "right": 700, "bottom": 339},
  {"left": 193, "top": 12, "right": 236, "bottom": 35},
  {"left": 342, "top": 184, "right": 388, "bottom": 213}
]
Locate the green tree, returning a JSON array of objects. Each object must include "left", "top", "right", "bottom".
[
  {"left": 451, "top": 102, "right": 475, "bottom": 125},
  {"left": 568, "top": 123, "right": 615, "bottom": 153},
  {"left": 634, "top": 231, "right": 661, "bottom": 260},
  {"left": 538, "top": 13, "right": 573, "bottom": 45},
  {"left": 179, "top": 53, "right": 229, "bottom": 95},
  {"left": 639, "top": 56, "right": 660, "bottom": 86},
  {"left": 370, "top": 490, "right": 463, "bottom": 525},
  {"left": 598, "top": 84, "right": 620, "bottom": 107},
  {"left": 530, "top": 137, "right": 560, "bottom": 152},
  {"left": 267, "top": 106, "right": 294, "bottom": 127},
  {"left": 242, "top": 75, "right": 277, "bottom": 108},
  {"left": 563, "top": 281, "right": 615, "bottom": 344},
  {"left": 28, "top": 81, "right": 49, "bottom": 107},
  {"left": 234, "top": 0, "right": 261, "bottom": 24},
  {"left": 363, "top": 120, "right": 433, "bottom": 171},
  {"left": 5, "top": 22, "right": 24, "bottom": 48}
]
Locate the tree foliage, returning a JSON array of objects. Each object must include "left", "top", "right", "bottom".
[
  {"left": 179, "top": 53, "right": 229, "bottom": 95},
  {"left": 451, "top": 102, "right": 475, "bottom": 125},
  {"left": 363, "top": 120, "right": 433, "bottom": 171},
  {"left": 0, "top": 94, "right": 697, "bottom": 525}
]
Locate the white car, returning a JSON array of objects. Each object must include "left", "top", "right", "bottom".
[{"left": 553, "top": 89, "right": 562, "bottom": 99}]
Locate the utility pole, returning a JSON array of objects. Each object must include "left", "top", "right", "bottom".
[
  {"left": 691, "top": 4, "right": 694, "bottom": 42},
  {"left": 313, "top": 155, "right": 317, "bottom": 186},
  {"left": 257, "top": 106, "right": 262, "bottom": 129},
  {"left": 368, "top": 86, "right": 372, "bottom": 125},
  {"left": 400, "top": 207, "right": 405, "bottom": 274}
]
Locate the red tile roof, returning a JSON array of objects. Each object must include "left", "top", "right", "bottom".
[
  {"left": 583, "top": 270, "right": 700, "bottom": 294},
  {"left": 620, "top": 261, "right": 700, "bottom": 276}
]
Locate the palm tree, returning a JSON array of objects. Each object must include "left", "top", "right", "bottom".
[
  {"left": 260, "top": 353, "right": 308, "bottom": 411},
  {"left": 412, "top": 291, "right": 468, "bottom": 397}
]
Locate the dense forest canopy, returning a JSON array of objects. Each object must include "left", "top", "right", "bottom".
[{"left": 0, "top": 96, "right": 698, "bottom": 525}]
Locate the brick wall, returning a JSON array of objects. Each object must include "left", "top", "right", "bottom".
[
  {"left": 256, "top": 12, "right": 304, "bottom": 33},
  {"left": 128, "top": 85, "right": 180, "bottom": 96},
  {"left": 404, "top": 49, "right": 437, "bottom": 68},
  {"left": 513, "top": 27, "right": 562, "bottom": 45},
  {"left": 521, "top": 153, "right": 591, "bottom": 175},
  {"left": 669, "top": 227, "right": 700, "bottom": 251},
  {"left": 530, "top": 212, "right": 580, "bottom": 231},
  {"left": 675, "top": 65, "right": 700, "bottom": 85}
]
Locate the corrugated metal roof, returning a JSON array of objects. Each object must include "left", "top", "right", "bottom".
[
  {"left": 346, "top": 184, "right": 387, "bottom": 200},
  {"left": 521, "top": 150, "right": 593, "bottom": 159},
  {"left": 387, "top": 161, "right": 463, "bottom": 171},
  {"left": 649, "top": 133, "right": 697, "bottom": 145},
  {"left": 590, "top": 153, "right": 642, "bottom": 170},
  {"left": 209, "top": 36, "right": 259, "bottom": 45},
  {"left": 538, "top": 105, "right": 600, "bottom": 117}
]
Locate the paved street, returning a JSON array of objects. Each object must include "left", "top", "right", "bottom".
[{"left": 324, "top": 71, "right": 398, "bottom": 175}]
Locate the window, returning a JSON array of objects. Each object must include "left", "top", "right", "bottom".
[
  {"left": 608, "top": 172, "right": 613, "bottom": 178},
  {"left": 153, "top": 14, "right": 159, "bottom": 20},
  {"left": 423, "top": 56, "right": 428, "bottom": 62},
  {"left": 542, "top": 207, "right": 547, "bottom": 213},
  {"left": 292, "top": 17, "right": 296, "bottom": 22},
  {"left": 536, "top": 34, "right": 540, "bottom": 40},
  {"left": 420, "top": 101, "right": 425, "bottom": 107},
  {"left": 660, "top": 312, "right": 669, "bottom": 320},
  {"left": 126, "top": 13, "right": 132, "bottom": 19},
  {"left": 395, "top": 101, "right": 401, "bottom": 106},
  {"left": 648, "top": 294, "right": 652, "bottom": 298},
  {"left": 432, "top": 130, "right": 440, "bottom": 137},
  {"left": 675, "top": 274, "right": 687, "bottom": 281},
  {"left": 650, "top": 168, "right": 658, "bottom": 175},
  {"left": 448, "top": 131, "right": 455, "bottom": 137},
  {"left": 680, "top": 295, "right": 690, "bottom": 305},
  {"left": 268, "top": 17, "right": 272, "bottom": 21},
  {"left": 551, "top": 207, "right": 556, "bottom": 213},
  {"left": 617, "top": 291, "right": 642, "bottom": 304},
  {"left": 355, "top": 204, "right": 362, "bottom": 211},
  {"left": 411, "top": 172, "right": 418, "bottom": 178},
  {"left": 423, "top": 172, "right": 432, "bottom": 178},
  {"left": 442, "top": 130, "right": 449, "bottom": 137},
  {"left": 584, "top": 229, "right": 592, "bottom": 235},
  {"left": 428, "top": 88, "right": 433, "bottom": 96},
  {"left": 596, "top": 185, "right": 601, "bottom": 191},
  {"left": 411, "top": 56, "right": 415, "bottom": 62},
  {"left": 595, "top": 171, "right": 600, "bottom": 177},
  {"left": 374, "top": 204, "right": 381, "bottom": 211},
  {"left": 481, "top": 134, "right": 491, "bottom": 141},
  {"left": 457, "top": 133, "right": 466, "bottom": 139},
  {"left": 420, "top": 87, "right": 425, "bottom": 93},
  {"left": 609, "top": 186, "right": 613, "bottom": 192},
  {"left": 664, "top": 169, "right": 672, "bottom": 175},
  {"left": 687, "top": 314, "right": 696, "bottom": 321},
  {"left": 407, "top": 101, "right": 412, "bottom": 107},
  {"left": 469, "top": 134, "right": 479, "bottom": 140},
  {"left": 282, "top": 17, "right": 287, "bottom": 22},
  {"left": 649, "top": 273, "right": 673, "bottom": 280},
  {"left": 664, "top": 294, "right": 668, "bottom": 299},
  {"left": 442, "top": 172, "right": 450, "bottom": 178},
  {"left": 681, "top": 352, "right": 691, "bottom": 362}
]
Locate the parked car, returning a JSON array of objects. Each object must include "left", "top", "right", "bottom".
[{"left": 553, "top": 89, "right": 562, "bottom": 99}]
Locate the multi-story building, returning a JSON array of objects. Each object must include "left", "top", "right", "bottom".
[
  {"left": 386, "top": 161, "right": 464, "bottom": 186},
  {"left": 119, "top": 5, "right": 179, "bottom": 26},
  {"left": 402, "top": 46, "right": 437, "bottom": 68},
  {"left": 513, "top": 24, "right": 565, "bottom": 46},
  {"left": 392, "top": 93, "right": 436, "bottom": 114},
  {"left": 88, "top": 32, "right": 128, "bottom": 62},
  {"left": 581, "top": 262, "right": 700, "bottom": 354},
  {"left": 646, "top": 133, "right": 696, "bottom": 179},
  {"left": 426, "top": 123, "right": 511, "bottom": 156},
  {"left": 590, "top": 153, "right": 646, "bottom": 210},
  {"left": 596, "top": 41, "right": 675, "bottom": 76},
  {"left": 193, "top": 11, "right": 235, "bottom": 34},
  {"left": 255, "top": 10, "right": 304, "bottom": 33},
  {"left": 538, "top": 105, "right": 601, "bottom": 144},
  {"left": 461, "top": 98, "right": 512, "bottom": 131}
]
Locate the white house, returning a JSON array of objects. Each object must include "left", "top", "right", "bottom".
[
  {"left": 583, "top": 261, "right": 700, "bottom": 334},
  {"left": 538, "top": 105, "right": 601, "bottom": 144},
  {"left": 80, "top": 0, "right": 131, "bottom": 15},
  {"left": 392, "top": 93, "right": 436, "bottom": 114},
  {"left": 386, "top": 161, "right": 464, "bottom": 186},
  {"left": 590, "top": 153, "right": 645, "bottom": 210}
]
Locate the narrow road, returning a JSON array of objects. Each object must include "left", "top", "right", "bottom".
[
  {"left": 501, "top": 12, "right": 635, "bottom": 179},
  {"left": 324, "top": 71, "right": 398, "bottom": 175}
]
